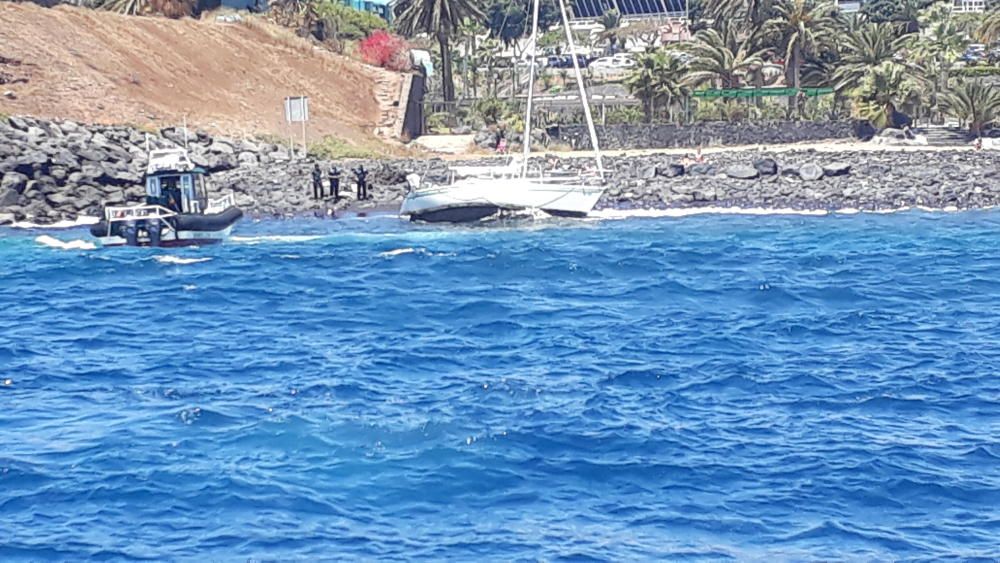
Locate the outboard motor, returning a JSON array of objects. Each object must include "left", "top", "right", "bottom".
[
  {"left": 123, "top": 220, "right": 139, "bottom": 247},
  {"left": 147, "top": 219, "right": 162, "bottom": 247}
]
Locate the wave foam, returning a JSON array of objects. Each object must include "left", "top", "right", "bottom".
[
  {"left": 35, "top": 235, "right": 97, "bottom": 250},
  {"left": 591, "top": 207, "right": 829, "bottom": 220},
  {"left": 15, "top": 216, "right": 100, "bottom": 229},
  {"left": 381, "top": 247, "right": 417, "bottom": 257},
  {"left": 589, "top": 205, "right": 979, "bottom": 220},
  {"left": 154, "top": 256, "right": 212, "bottom": 265},
  {"left": 379, "top": 247, "right": 457, "bottom": 258},
  {"left": 230, "top": 235, "right": 324, "bottom": 245}
]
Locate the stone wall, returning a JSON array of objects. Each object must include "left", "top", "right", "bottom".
[
  {"left": 0, "top": 115, "right": 417, "bottom": 225},
  {"left": 2, "top": 114, "right": 998, "bottom": 226},
  {"left": 548, "top": 121, "right": 855, "bottom": 150}
]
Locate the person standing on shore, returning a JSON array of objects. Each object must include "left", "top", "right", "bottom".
[
  {"left": 354, "top": 165, "right": 369, "bottom": 200},
  {"left": 311, "top": 163, "right": 323, "bottom": 200},
  {"left": 329, "top": 165, "right": 341, "bottom": 201}
]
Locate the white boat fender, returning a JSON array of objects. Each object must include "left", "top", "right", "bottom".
[{"left": 406, "top": 173, "right": 422, "bottom": 191}]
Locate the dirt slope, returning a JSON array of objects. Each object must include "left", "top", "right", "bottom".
[{"left": 0, "top": 2, "right": 396, "bottom": 147}]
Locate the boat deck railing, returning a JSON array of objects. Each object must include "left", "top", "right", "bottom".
[
  {"left": 101, "top": 204, "right": 177, "bottom": 236},
  {"left": 205, "top": 193, "right": 236, "bottom": 214}
]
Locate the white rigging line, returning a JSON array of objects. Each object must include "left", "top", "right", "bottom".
[
  {"left": 558, "top": 0, "right": 605, "bottom": 180},
  {"left": 521, "top": 0, "right": 542, "bottom": 178}
]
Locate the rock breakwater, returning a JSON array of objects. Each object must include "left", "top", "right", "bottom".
[
  {"left": 1, "top": 115, "right": 998, "bottom": 226},
  {"left": 550, "top": 121, "right": 854, "bottom": 150}
]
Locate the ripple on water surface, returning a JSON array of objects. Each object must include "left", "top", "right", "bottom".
[{"left": 1, "top": 212, "right": 1000, "bottom": 559}]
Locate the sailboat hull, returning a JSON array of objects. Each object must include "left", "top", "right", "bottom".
[{"left": 400, "top": 177, "right": 604, "bottom": 223}]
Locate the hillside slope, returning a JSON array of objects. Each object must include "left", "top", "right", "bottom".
[{"left": 0, "top": 2, "right": 399, "bottom": 147}]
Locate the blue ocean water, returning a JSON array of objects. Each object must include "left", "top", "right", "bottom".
[{"left": 2, "top": 212, "right": 1000, "bottom": 560}]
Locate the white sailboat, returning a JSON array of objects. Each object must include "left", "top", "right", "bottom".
[{"left": 399, "top": 0, "right": 606, "bottom": 223}]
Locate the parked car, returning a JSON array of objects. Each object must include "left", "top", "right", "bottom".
[
  {"left": 513, "top": 56, "right": 549, "bottom": 69},
  {"left": 988, "top": 46, "right": 1000, "bottom": 65},
  {"left": 961, "top": 44, "right": 988, "bottom": 66},
  {"left": 547, "top": 54, "right": 594, "bottom": 69},
  {"left": 588, "top": 55, "right": 636, "bottom": 79}
]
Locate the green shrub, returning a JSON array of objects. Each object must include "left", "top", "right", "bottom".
[
  {"left": 314, "top": 1, "right": 387, "bottom": 41},
  {"left": 954, "top": 66, "right": 1000, "bottom": 78},
  {"left": 426, "top": 112, "right": 450, "bottom": 133},
  {"left": 471, "top": 97, "right": 516, "bottom": 126},
  {"left": 604, "top": 106, "right": 644, "bottom": 124},
  {"left": 308, "top": 136, "right": 381, "bottom": 159}
]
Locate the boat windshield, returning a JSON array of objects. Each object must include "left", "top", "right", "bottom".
[{"left": 161, "top": 175, "right": 183, "bottom": 212}]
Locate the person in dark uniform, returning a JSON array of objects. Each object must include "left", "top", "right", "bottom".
[
  {"left": 354, "top": 165, "right": 369, "bottom": 200},
  {"left": 311, "top": 163, "right": 323, "bottom": 200},
  {"left": 329, "top": 165, "right": 341, "bottom": 201}
]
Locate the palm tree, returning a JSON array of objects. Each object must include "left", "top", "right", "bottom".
[
  {"left": 911, "top": 2, "right": 965, "bottom": 123},
  {"left": 852, "top": 59, "right": 923, "bottom": 128},
  {"left": 684, "top": 27, "right": 767, "bottom": 89},
  {"left": 99, "top": 0, "right": 194, "bottom": 16},
  {"left": 890, "top": 0, "right": 927, "bottom": 34},
  {"left": 456, "top": 20, "right": 486, "bottom": 98},
  {"left": 598, "top": 9, "right": 623, "bottom": 55},
  {"left": 979, "top": 12, "right": 1000, "bottom": 44},
  {"left": 703, "top": 0, "right": 774, "bottom": 26},
  {"left": 623, "top": 50, "right": 690, "bottom": 122},
  {"left": 766, "top": 0, "right": 838, "bottom": 113},
  {"left": 941, "top": 80, "right": 1000, "bottom": 137},
  {"left": 833, "top": 23, "right": 925, "bottom": 128},
  {"left": 832, "top": 23, "right": 914, "bottom": 95},
  {"left": 395, "top": 0, "right": 485, "bottom": 103}
]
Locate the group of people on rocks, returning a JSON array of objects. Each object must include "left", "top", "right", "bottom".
[{"left": 311, "top": 163, "right": 371, "bottom": 201}]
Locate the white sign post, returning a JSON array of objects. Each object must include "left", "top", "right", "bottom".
[{"left": 284, "top": 96, "right": 309, "bottom": 159}]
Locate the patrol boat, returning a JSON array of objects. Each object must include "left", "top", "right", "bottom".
[{"left": 89, "top": 148, "right": 243, "bottom": 247}]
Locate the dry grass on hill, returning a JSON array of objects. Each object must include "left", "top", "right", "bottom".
[{"left": 0, "top": 2, "right": 397, "bottom": 150}]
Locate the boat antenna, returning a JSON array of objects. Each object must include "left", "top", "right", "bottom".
[
  {"left": 182, "top": 115, "right": 189, "bottom": 150},
  {"left": 520, "top": 0, "right": 541, "bottom": 179},
  {"left": 144, "top": 133, "right": 150, "bottom": 153},
  {"left": 558, "top": 0, "right": 604, "bottom": 180}
]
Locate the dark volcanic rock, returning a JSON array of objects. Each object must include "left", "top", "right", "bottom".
[
  {"left": 688, "top": 163, "right": 715, "bottom": 176},
  {"left": 780, "top": 166, "right": 800, "bottom": 179},
  {"left": 2, "top": 171, "right": 29, "bottom": 194},
  {"left": 726, "top": 165, "right": 759, "bottom": 180},
  {"left": 823, "top": 162, "right": 851, "bottom": 176},
  {"left": 2, "top": 114, "right": 1000, "bottom": 225},
  {"left": 77, "top": 147, "right": 110, "bottom": 163},
  {"left": 754, "top": 158, "right": 778, "bottom": 176},
  {"left": 656, "top": 163, "right": 685, "bottom": 177},
  {"left": 0, "top": 187, "right": 19, "bottom": 207},
  {"left": 799, "top": 163, "right": 825, "bottom": 181}
]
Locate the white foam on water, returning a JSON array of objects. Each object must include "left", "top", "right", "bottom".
[
  {"left": 590, "top": 207, "right": 829, "bottom": 220},
  {"left": 154, "top": 256, "right": 212, "bottom": 265},
  {"left": 230, "top": 235, "right": 325, "bottom": 245},
  {"left": 183, "top": 284, "right": 198, "bottom": 291},
  {"left": 379, "top": 247, "right": 457, "bottom": 258},
  {"left": 14, "top": 216, "right": 100, "bottom": 229},
  {"left": 589, "top": 204, "right": 991, "bottom": 221},
  {"left": 381, "top": 247, "right": 417, "bottom": 257},
  {"left": 35, "top": 235, "right": 97, "bottom": 250}
]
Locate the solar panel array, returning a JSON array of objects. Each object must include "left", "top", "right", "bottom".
[{"left": 570, "top": 0, "right": 687, "bottom": 19}]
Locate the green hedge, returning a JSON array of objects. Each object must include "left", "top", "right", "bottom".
[{"left": 954, "top": 67, "right": 1000, "bottom": 77}]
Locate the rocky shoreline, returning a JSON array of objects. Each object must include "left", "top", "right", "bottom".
[{"left": 2, "top": 115, "right": 999, "bottom": 226}]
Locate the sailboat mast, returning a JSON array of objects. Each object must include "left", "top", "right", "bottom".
[
  {"left": 520, "top": 0, "right": 542, "bottom": 178},
  {"left": 557, "top": 0, "right": 604, "bottom": 180}
]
